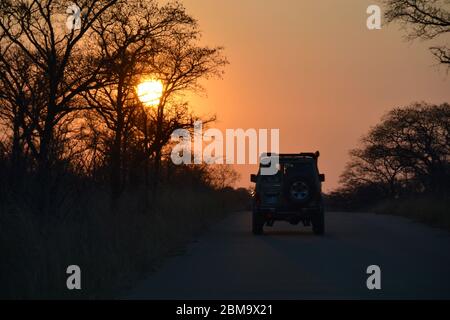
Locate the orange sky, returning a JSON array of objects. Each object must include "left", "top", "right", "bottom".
[{"left": 175, "top": 0, "right": 450, "bottom": 191}]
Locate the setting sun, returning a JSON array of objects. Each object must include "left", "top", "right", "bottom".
[{"left": 137, "top": 79, "right": 164, "bottom": 106}]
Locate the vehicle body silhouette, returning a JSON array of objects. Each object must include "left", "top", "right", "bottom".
[{"left": 250, "top": 152, "right": 326, "bottom": 235}]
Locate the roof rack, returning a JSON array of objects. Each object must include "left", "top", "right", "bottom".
[{"left": 260, "top": 151, "right": 320, "bottom": 159}]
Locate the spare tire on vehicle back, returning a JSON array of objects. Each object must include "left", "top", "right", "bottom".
[{"left": 284, "top": 176, "right": 314, "bottom": 205}]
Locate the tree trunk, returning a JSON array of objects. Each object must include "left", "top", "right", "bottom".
[
  {"left": 110, "top": 123, "right": 123, "bottom": 203},
  {"left": 153, "top": 104, "right": 164, "bottom": 189}
]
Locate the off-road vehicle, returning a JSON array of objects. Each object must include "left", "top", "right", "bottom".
[{"left": 250, "top": 151, "right": 325, "bottom": 235}]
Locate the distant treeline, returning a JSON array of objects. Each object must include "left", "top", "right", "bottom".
[{"left": 327, "top": 103, "right": 450, "bottom": 227}]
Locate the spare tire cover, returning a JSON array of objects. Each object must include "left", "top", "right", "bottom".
[{"left": 284, "top": 176, "right": 314, "bottom": 204}]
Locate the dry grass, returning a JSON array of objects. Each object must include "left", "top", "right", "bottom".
[
  {"left": 0, "top": 186, "right": 246, "bottom": 299},
  {"left": 371, "top": 196, "right": 450, "bottom": 230}
]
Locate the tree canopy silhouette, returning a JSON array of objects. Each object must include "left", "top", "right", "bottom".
[{"left": 340, "top": 102, "right": 450, "bottom": 202}]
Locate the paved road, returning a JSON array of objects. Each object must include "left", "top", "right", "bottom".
[{"left": 128, "top": 211, "right": 450, "bottom": 299}]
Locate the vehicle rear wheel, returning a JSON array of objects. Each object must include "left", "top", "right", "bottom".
[
  {"left": 312, "top": 209, "right": 325, "bottom": 235},
  {"left": 252, "top": 210, "right": 264, "bottom": 235}
]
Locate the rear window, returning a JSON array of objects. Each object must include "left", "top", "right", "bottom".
[
  {"left": 283, "top": 162, "right": 316, "bottom": 176},
  {"left": 258, "top": 158, "right": 317, "bottom": 180}
]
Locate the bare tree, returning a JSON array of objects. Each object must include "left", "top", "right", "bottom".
[
  {"left": 0, "top": 0, "right": 118, "bottom": 184},
  {"left": 384, "top": 0, "right": 450, "bottom": 67},
  {"left": 82, "top": 0, "right": 227, "bottom": 199},
  {"left": 0, "top": 0, "right": 229, "bottom": 210},
  {"left": 82, "top": 0, "right": 204, "bottom": 200},
  {"left": 0, "top": 48, "right": 45, "bottom": 179},
  {"left": 146, "top": 16, "right": 228, "bottom": 186}
]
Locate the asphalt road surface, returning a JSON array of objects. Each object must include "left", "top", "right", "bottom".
[{"left": 128, "top": 211, "right": 450, "bottom": 299}]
